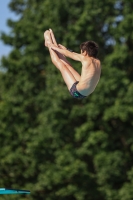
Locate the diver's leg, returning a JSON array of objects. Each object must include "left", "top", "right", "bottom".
[
  {"left": 48, "top": 46, "right": 76, "bottom": 90},
  {"left": 58, "top": 44, "right": 81, "bottom": 81},
  {"left": 44, "top": 30, "right": 53, "bottom": 47},
  {"left": 44, "top": 30, "right": 80, "bottom": 81},
  {"left": 49, "top": 30, "right": 81, "bottom": 81}
]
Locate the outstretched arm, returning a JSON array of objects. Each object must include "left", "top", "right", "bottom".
[{"left": 50, "top": 44, "right": 83, "bottom": 62}]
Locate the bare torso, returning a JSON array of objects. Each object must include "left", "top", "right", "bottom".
[
  {"left": 77, "top": 56, "right": 101, "bottom": 96},
  {"left": 44, "top": 30, "right": 101, "bottom": 97}
]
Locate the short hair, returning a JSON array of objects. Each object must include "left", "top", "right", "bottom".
[{"left": 80, "top": 41, "right": 99, "bottom": 58}]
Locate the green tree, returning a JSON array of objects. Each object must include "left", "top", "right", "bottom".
[{"left": 0, "top": 0, "right": 133, "bottom": 200}]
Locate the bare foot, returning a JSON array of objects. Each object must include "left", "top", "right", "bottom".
[
  {"left": 44, "top": 30, "right": 53, "bottom": 47},
  {"left": 49, "top": 29, "right": 58, "bottom": 46}
]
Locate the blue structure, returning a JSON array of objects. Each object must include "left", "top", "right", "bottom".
[{"left": 0, "top": 188, "right": 30, "bottom": 194}]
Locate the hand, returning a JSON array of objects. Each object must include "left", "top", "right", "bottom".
[
  {"left": 58, "top": 44, "right": 67, "bottom": 49},
  {"left": 49, "top": 43, "right": 58, "bottom": 50}
]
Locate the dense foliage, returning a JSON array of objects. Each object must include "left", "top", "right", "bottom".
[{"left": 0, "top": 0, "right": 133, "bottom": 199}]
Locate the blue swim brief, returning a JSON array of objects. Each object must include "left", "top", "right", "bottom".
[{"left": 69, "top": 81, "right": 87, "bottom": 99}]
